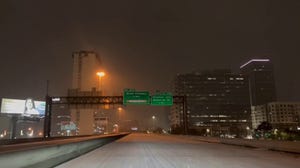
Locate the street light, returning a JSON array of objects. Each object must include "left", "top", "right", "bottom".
[
  {"left": 96, "top": 72, "right": 105, "bottom": 94},
  {"left": 117, "top": 107, "right": 122, "bottom": 123},
  {"left": 246, "top": 126, "right": 253, "bottom": 139},
  {"left": 152, "top": 115, "right": 156, "bottom": 131},
  {"left": 206, "top": 128, "right": 210, "bottom": 136}
]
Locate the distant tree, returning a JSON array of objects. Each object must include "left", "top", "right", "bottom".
[
  {"left": 255, "top": 121, "right": 272, "bottom": 139},
  {"left": 256, "top": 121, "right": 272, "bottom": 131}
]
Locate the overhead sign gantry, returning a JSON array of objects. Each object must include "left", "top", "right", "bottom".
[{"left": 44, "top": 89, "right": 186, "bottom": 138}]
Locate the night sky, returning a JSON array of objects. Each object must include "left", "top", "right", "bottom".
[{"left": 1, "top": 0, "right": 300, "bottom": 102}]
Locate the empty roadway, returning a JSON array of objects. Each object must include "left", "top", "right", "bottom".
[{"left": 56, "top": 133, "right": 300, "bottom": 168}]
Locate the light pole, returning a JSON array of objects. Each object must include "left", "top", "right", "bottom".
[
  {"left": 246, "top": 126, "right": 250, "bottom": 138},
  {"left": 117, "top": 107, "right": 122, "bottom": 123},
  {"left": 96, "top": 72, "right": 105, "bottom": 94},
  {"left": 206, "top": 128, "right": 210, "bottom": 136},
  {"left": 152, "top": 115, "right": 156, "bottom": 131}
]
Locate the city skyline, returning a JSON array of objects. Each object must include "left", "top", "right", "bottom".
[
  {"left": 1, "top": 0, "right": 300, "bottom": 102},
  {"left": 0, "top": 2, "right": 300, "bottom": 167}
]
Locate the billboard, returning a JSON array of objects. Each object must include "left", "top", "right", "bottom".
[{"left": 1, "top": 98, "right": 45, "bottom": 116}]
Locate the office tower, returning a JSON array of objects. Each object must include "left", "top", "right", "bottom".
[
  {"left": 240, "top": 59, "right": 277, "bottom": 106},
  {"left": 171, "top": 69, "right": 251, "bottom": 137}
]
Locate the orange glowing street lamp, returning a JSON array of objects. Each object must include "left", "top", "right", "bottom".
[
  {"left": 96, "top": 72, "right": 105, "bottom": 93},
  {"left": 117, "top": 107, "right": 123, "bottom": 122}
]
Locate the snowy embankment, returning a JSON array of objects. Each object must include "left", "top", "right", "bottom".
[{"left": 181, "top": 135, "right": 300, "bottom": 154}]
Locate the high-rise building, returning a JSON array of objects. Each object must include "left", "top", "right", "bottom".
[
  {"left": 68, "top": 51, "right": 104, "bottom": 135},
  {"left": 170, "top": 69, "right": 251, "bottom": 137},
  {"left": 71, "top": 51, "right": 102, "bottom": 91},
  {"left": 251, "top": 102, "right": 300, "bottom": 131},
  {"left": 240, "top": 59, "right": 277, "bottom": 106}
]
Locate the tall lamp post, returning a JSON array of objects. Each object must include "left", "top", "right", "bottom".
[
  {"left": 117, "top": 107, "right": 122, "bottom": 124},
  {"left": 152, "top": 115, "right": 156, "bottom": 131},
  {"left": 96, "top": 72, "right": 105, "bottom": 94}
]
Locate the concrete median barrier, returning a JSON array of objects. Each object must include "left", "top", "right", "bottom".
[{"left": 0, "top": 133, "right": 128, "bottom": 168}]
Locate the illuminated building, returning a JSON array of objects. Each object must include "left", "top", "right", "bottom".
[
  {"left": 251, "top": 102, "right": 300, "bottom": 130},
  {"left": 171, "top": 69, "right": 251, "bottom": 137},
  {"left": 240, "top": 59, "right": 277, "bottom": 106}
]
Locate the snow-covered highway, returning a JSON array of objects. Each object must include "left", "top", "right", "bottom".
[{"left": 56, "top": 133, "right": 300, "bottom": 168}]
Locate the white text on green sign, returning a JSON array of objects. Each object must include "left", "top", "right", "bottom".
[
  {"left": 123, "top": 90, "right": 150, "bottom": 105},
  {"left": 151, "top": 93, "right": 173, "bottom": 106}
]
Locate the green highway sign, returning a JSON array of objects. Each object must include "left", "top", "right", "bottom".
[
  {"left": 151, "top": 93, "right": 173, "bottom": 106},
  {"left": 123, "top": 89, "right": 150, "bottom": 105}
]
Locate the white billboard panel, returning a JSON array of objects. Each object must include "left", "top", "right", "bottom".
[{"left": 1, "top": 98, "right": 45, "bottom": 116}]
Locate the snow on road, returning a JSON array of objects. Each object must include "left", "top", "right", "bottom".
[{"left": 56, "top": 133, "right": 300, "bottom": 168}]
